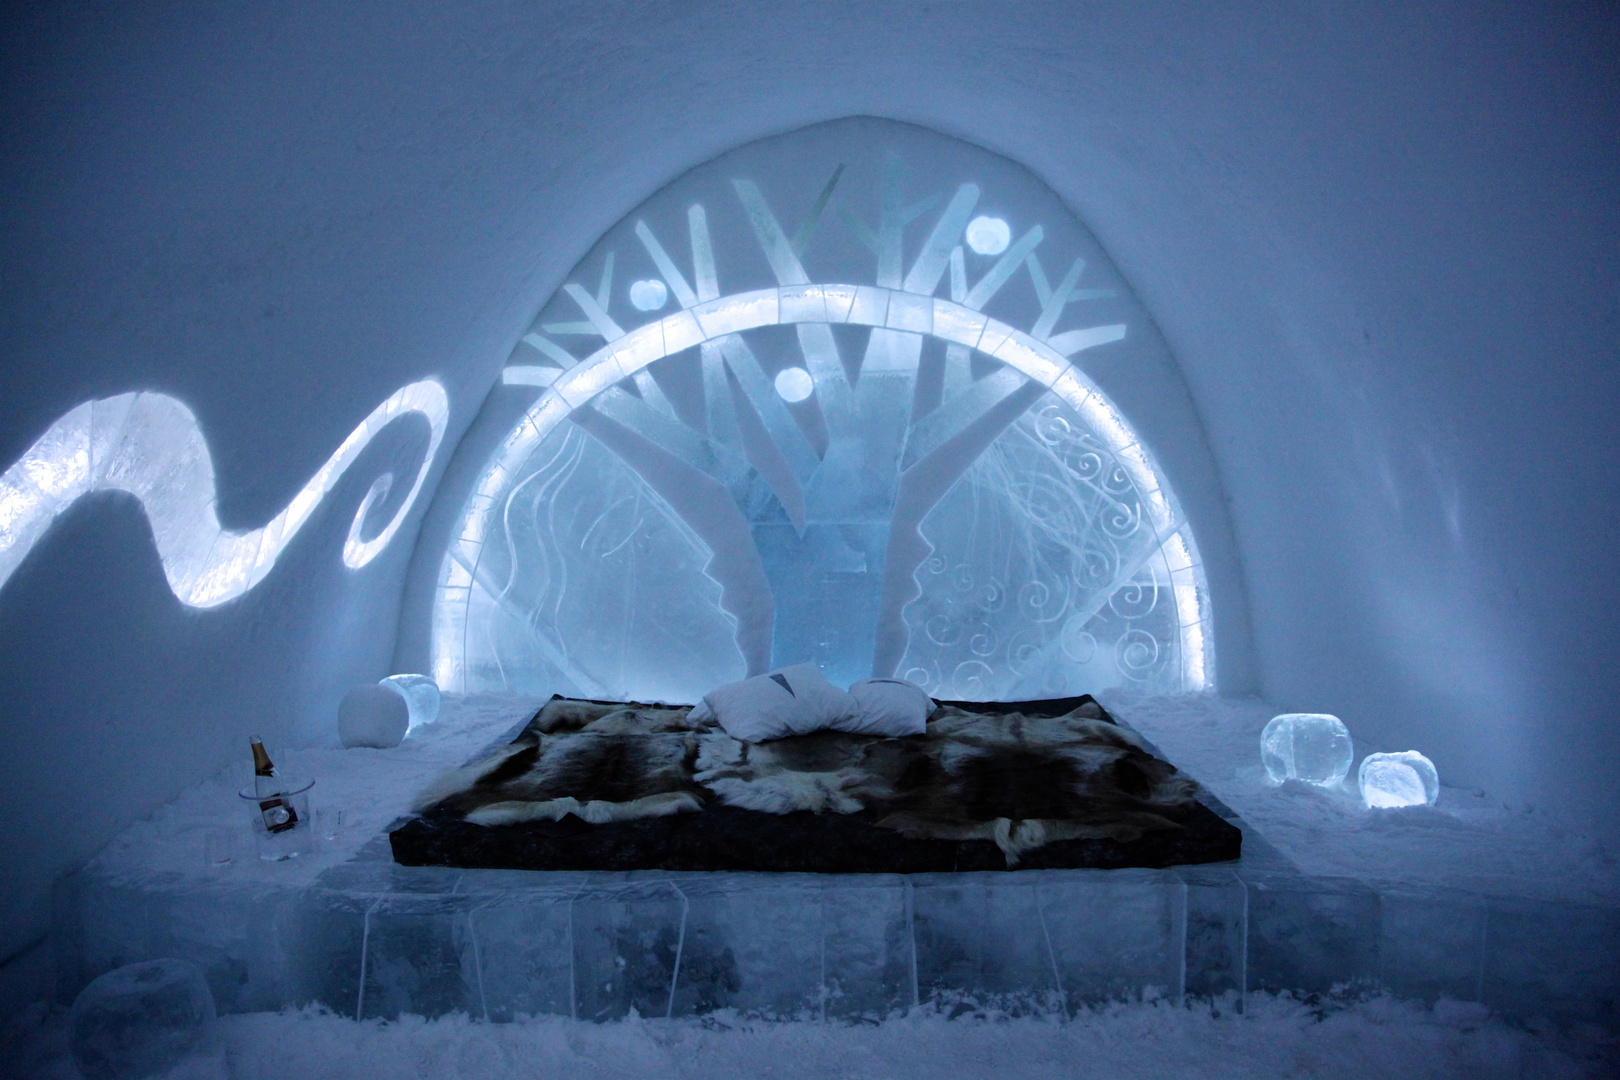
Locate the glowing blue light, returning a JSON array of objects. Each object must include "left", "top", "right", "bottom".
[
  {"left": 774, "top": 367, "right": 814, "bottom": 402},
  {"left": 965, "top": 215, "right": 1011, "bottom": 255},
  {"left": 1359, "top": 751, "right": 1439, "bottom": 808},
  {"left": 1261, "top": 713, "right": 1354, "bottom": 787},
  {"left": 629, "top": 279, "right": 668, "bottom": 311},
  {"left": 0, "top": 381, "right": 448, "bottom": 608},
  {"left": 440, "top": 121, "right": 1210, "bottom": 702},
  {"left": 380, "top": 673, "right": 442, "bottom": 731}
]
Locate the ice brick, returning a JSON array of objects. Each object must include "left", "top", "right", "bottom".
[
  {"left": 54, "top": 871, "right": 290, "bottom": 1015},
  {"left": 1036, "top": 870, "right": 1183, "bottom": 1006},
  {"left": 1178, "top": 868, "right": 1247, "bottom": 1001},
  {"left": 467, "top": 890, "right": 574, "bottom": 1020},
  {"left": 273, "top": 889, "right": 370, "bottom": 1016},
  {"left": 359, "top": 895, "right": 481, "bottom": 1020},
  {"left": 911, "top": 877, "right": 1060, "bottom": 1013},
  {"left": 671, "top": 875, "right": 820, "bottom": 1018},
  {"left": 314, "top": 860, "right": 465, "bottom": 896},
  {"left": 821, "top": 878, "right": 914, "bottom": 1018},
  {"left": 571, "top": 881, "right": 687, "bottom": 1020},
  {"left": 1243, "top": 872, "right": 1380, "bottom": 996}
]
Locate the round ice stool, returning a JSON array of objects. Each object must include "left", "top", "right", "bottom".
[
  {"left": 1359, "top": 751, "right": 1439, "bottom": 808},
  {"left": 69, "top": 958, "right": 220, "bottom": 1080},
  {"left": 379, "top": 673, "right": 440, "bottom": 731},
  {"left": 1260, "top": 713, "right": 1354, "bottom": 787},
  {"left": 338, "top": 683, "right": 408, "bottom": 748}
]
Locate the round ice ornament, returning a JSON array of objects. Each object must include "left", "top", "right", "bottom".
[
  {"left": 629, "top": 278, "right": 668, "bottom": 311},
  {"left": 1260, "top": 713, "right": 1354, "bottom": 787},
  {"left": 1359, "top": 751, "right": 1439, "bottom": 808},
  {"left": 774, "top": 367, "right": 814, "bottom": 403},
  {"left": 70, "top": 958, "right": 220, "bottom": 1080},
  {"left": 965, "top": 215, "right": 1011, "bottom": 255},
  {"left": 338, "top": 683, "right": 408, "bottom": 748},
  {"left": 380, "top": 673, "right": 441, "bottom": 731}
]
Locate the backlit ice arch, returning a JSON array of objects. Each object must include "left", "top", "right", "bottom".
[
  {"left": 0, "top": 380, "right": 449, "bottom": 608},
  {"left": 435, "top": 119, "right": 1211, "bottom": 703}
]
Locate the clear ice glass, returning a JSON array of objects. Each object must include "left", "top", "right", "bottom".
[
  {"left": 1358, "top": 750, "right": 1439, "bottom": 808},
  {"left": 1260, "top": 713, "right": 1353, "bottom": 787}
]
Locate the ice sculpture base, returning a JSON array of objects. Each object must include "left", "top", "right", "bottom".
[
  {"left": 48, "top": 697, "right": 1620, "bottom": 1031},
  {"left": 54, "top": 838, "right": 1620, "bottom": 1030}
]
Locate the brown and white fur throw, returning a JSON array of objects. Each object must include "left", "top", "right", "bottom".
[{"left": 415, "top": 697, "right": 1199, "bottom": 865}]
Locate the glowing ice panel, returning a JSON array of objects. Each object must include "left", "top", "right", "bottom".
[
  {"left": 439, "top": 118, "right": 1210, "bottom": 697},
  {"left": 458, "top": 424, "right": 745, "bottom": 702},
  {"left": 0, "top": 381, "right": 447, "bottom": 608},
  {"left": 895, "top": 394, "right": 1186, "bottom": 699}
]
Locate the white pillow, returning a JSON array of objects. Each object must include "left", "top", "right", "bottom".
[
  {"left": 838, "top": 678, "right": 934, "bottom": 736},
  {"left": 701, "top": 663, "right": 856, "bottom": 742}
]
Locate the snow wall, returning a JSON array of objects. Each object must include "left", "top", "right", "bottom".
[{"left": 1, "top": 1, "right": 1615, "bottom": 1013}]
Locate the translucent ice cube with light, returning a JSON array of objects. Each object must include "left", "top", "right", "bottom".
[
  {"left": 1260, "top": 713, "right": 1354, "bottom": 787},
  {"left": 1358, "top": 751, "right": 1439, "bottom": 808},
  {"left": 380, "top": 673, "right": 441, "bottom": 731}
]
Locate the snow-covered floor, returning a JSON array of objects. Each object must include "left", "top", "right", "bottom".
[
  {"left": 1102, "top": 691, "right": 1620, "bottom": 906},
  {"left": 8, "top": 993, "right": 1619, "bottom": 1080}
]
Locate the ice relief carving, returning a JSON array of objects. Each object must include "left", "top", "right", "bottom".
[
  {"left": 436, "top": 119, "right": 1210, "bottom": 701},
  {"left": 0, "top": 380, "right": 448, "bottom": 607}
]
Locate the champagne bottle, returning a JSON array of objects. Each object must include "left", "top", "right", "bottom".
[{"left": 250, "top": 735, "right": 299, "bottom": 834}]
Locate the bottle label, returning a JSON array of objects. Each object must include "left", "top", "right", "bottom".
[{"left": 258, "top": 796, "right": 299, "bottom": 834}]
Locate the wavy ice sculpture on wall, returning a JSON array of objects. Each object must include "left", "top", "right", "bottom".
[
  {"left": 434, "top": 119, "right": 1212, "bottom": 703},
  {"left": 0, "top": 380, "right": 448, "bottom": 607}
]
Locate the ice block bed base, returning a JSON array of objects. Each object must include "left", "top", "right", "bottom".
[{"left": 390, "top": 695, "right": 1242, "bottom": 874}]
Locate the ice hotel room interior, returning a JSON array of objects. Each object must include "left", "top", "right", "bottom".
[{"left": 1, "top": 3, "right": 1616, "bottom": 1077}]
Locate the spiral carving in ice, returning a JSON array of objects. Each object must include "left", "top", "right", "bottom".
[{"left": 0, "top": 379, "right": 449, "bottom": 607}]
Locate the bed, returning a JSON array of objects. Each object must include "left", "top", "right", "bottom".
[{"left": 389, "top": 694, "right": 1241, "bottom": 873}]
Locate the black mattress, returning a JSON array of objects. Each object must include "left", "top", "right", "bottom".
[{"left": 390, "top": 694, "right": 1241, "bottom": 874}]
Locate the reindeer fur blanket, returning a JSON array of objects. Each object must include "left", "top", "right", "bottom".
[{"left": 404, "top": 696, "right": 1230, "bottom": 869}]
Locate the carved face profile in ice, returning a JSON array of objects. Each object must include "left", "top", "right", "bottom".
[{"left": 433, "top": 118, "right": 1211, "bottom": 705}]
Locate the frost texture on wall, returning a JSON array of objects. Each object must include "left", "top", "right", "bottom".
[
  {"left": 435, "top": 119, "right": 1209, "bottom": 702},
  {"left": 0, "top": 381, "right": 448, "bottom": 607}
]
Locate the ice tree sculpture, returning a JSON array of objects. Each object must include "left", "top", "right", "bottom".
[{"left": 433, "top": 119, "right": 1211, "bottom": 703}]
